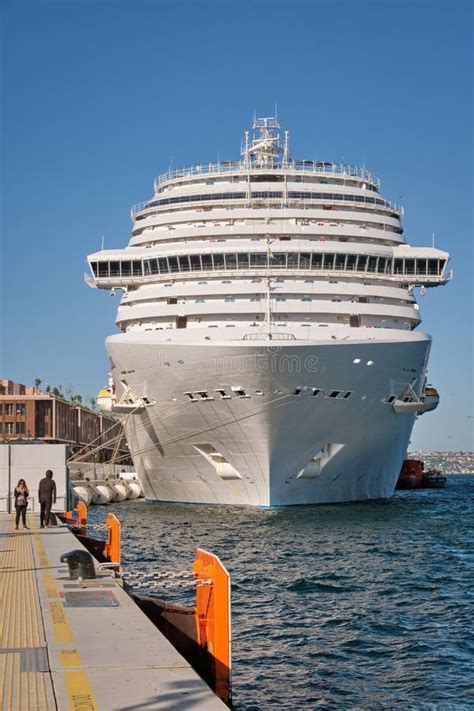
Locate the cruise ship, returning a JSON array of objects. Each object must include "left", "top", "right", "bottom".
[{"left": 87, "top": 116, "right": 451, "bottom": 506}]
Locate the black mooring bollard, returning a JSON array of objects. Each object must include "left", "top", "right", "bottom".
[{"left": 60, "top": 549, "right": 96, "bottom": 580}]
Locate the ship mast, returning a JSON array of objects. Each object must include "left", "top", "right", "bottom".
[
  {"left": 241, "top": 115, "right": 290, "bottom": 168},
  {"left": 241, "top": 116, "right": 290, "bottom": 339}
]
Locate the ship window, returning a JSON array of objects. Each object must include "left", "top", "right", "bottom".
[
  {"left": 329, "top": 279, "right": 338, "bottom": 284},
  {"left": 90, "top": 262, "right": 98, "bottom": 277},
  {"left": 378, "top": 257, "right": 387, "bottom": 273},
  {"left": 323, "top": 254, "right": 335, "bottom": 270},
  {"left": 213, "top": 253, "right": 225, "bottom": 269},
  {"left": 158, "top": 258, "right": 169, "bottom": 273},
  {"left": 109, "top": 261, "right": 120, "bottom": 277},
  {"left": 304, "top": 279, "right": 314, "bottom": 283},
  {"left": 250, "top": 297, "right": 260, "bottom": 302},
  {"left": 405, "top": 259, "right": 415, "bottom": 275},
  {"left": 190, "top": 255, "right": 202, "bottom": 271},
  {"left": 343, "top": 391, "right": 352, "bottom": 399},
  {"left": 198, "top": 281, "right": 208, "bottom": 285},
  {"left": 179, "top": 256, "right": 190, "bottom": 271},
  {"left": 250, "top": 253, "right": 267, "bottom": 267},
  {"left": 225, "top": 297, "right": 235, "bottom": 302},
  {"left": 415, "top": 258, "right": 426, "bottom": 275},
  {"left": 201, "top": 254, "right": 213, "bottom": 270},
  {"left": 287, "top": 252, "right": 298, "bottom": 268},
  {"left": 270, "top": 252, "right": 286, "bottom": 267},
  {"left": 346, "top": 254, "right": 357, "bottom": 272},
  {"left": 148, "top": 259, "right": 159, "bottom": 275},
  {"left": 367, "top": 257, "right": 377, "bottom": 272},
  {"left": 98, "top": 262, "right": 109, "bottom": 277},
  {"left": 167, "top": 256, "right": 178, "bottom": 272},
  {"left": 428, "top": 259, "right": 439, "bottom": 275},
  {"left": 221, "top": 279, "right": 232, "bottom": 283},
  {"left": 120, "top": 262, "right": 132, "bottom": 277},
  {"left": 251, "top": 278, "right": 261, "bottom": 283},
  {"left": 328, "top": 391, "right": 340, "bottom": 398},
  {"left": 195, "top": 298, "right": 205, "bottom": 303},
  {"left": 293, "top": 388, "right": 302, "bottom": 395},
  {"left": 332, "top": 298, "right": 342, "bottom": 302},
  {"left": 301, "top": 297, "right": 312, "bottom": 302},
  {"left": 312, "top": 389, "right": 321, "bottom": 396},
  {"left": 225, "top": 253, "right": 237, "bottom": 269},
  {"left": 276, "top": 296, "right": 287, "bottom": 301},
  {"left": 335, "top": 253, "right": 346, "bottom": 270},
  {"left": 357, "top": 255, "right": 367, "bottom": 271},
  {"left": 394, "top": 259, "right": 404, "bottom": 274},
  {"left": 311, "top": 253, "right": 323, "bottom": 269},
  {"left": 238, "top": 253, "right": 249, "bottom": 268},
  {"left": 300, "top": 253, "right": 311, "bottom": 269}
]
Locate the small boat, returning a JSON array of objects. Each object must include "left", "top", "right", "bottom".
[
  {"left": 421, "top": 469, "right": 447, "bottom": 488},
  {"left": 396, "top": 459, "right": 424, "bottom": 489}
]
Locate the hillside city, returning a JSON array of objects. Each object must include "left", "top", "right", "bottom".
[{"left": 407, "top": 451, "right": 474, "bottom": 474}]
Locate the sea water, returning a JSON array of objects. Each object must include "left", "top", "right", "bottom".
[{"left": 89, "top": 475, "right": 473, "bottom": 710}]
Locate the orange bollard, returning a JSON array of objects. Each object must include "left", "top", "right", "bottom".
[
  {"left": 193, "top": 548, "right": 231, "bottom": 704},
  {"left": 104, "top": 513, "right": 121, "bottom": 566},
  {"left": 62, "top": 502, "right": 87, "bottom": 532}
]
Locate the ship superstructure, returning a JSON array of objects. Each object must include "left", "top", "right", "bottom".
[{"left": 87, "top": 116, "right": 450, "bottom": 505}]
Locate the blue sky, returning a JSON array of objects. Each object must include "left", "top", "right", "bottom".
[{"left": 2, "top": 0, "right": 472, "bottom": 450}]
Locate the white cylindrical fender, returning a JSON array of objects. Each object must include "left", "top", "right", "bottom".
[
  {"left": 110, "top": 482, "right": 128, "bottom": 502},
  {"left": 126, "top": 481, "right": 142, "bottom": 499},
  {"left": 73, "top": 485, "right": 92, "bottom": 506},
  {"left": 90, "top": 484, "right": 113, "bottom": 505}
]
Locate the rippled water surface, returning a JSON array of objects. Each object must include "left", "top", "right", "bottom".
[{"left": 89, "top": 476, "right": 474, "bottom": 710}]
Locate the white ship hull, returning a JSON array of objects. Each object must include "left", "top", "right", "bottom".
[{"left": 107, "top": 333, "right": 430, "bottom": 506}]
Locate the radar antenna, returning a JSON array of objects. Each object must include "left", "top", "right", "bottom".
[{"left": 241, "top": 115, "right": 291, "bottom": 168}]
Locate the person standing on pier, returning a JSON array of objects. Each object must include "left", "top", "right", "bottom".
[
  {"left": 14, "top": 479, "right": 29, "bottom": 530},
  {"left": 38, "top": 469, "right": 56, "bottom": 528}
]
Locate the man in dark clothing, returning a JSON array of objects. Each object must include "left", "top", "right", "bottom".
[{"left": 38, "top": 469, "right": 56, "bottom": 528}]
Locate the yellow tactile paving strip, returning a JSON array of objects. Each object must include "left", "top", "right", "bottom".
[
  {"left": 0, "top": 517, "right": 52, "bottom": 711},
  {"left": 32, "top": 528, "right": 99, "bottom": 710}
]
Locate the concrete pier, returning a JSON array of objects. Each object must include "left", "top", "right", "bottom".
[{"left": 0, "top": 512, "right": 227, "bottom": 710}]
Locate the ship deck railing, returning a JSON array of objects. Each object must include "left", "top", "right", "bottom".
[
  {"left": 153, "top": 161, "right": 380, "bottom": 190},
  {"left": 131, "top": 193, "right": 403, "bottom": 218}
]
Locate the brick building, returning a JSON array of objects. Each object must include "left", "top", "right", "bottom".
[{"left": 0, "top": 380, "right": 129, "bottom": 461}]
